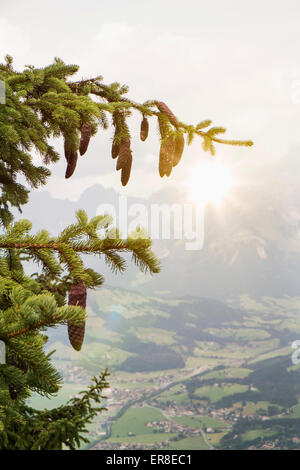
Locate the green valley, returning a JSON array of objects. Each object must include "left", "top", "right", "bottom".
[{"left": 29, "top": 287, "right": 300, "bottom": 450}]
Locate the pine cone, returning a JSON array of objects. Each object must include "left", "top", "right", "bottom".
[
  {"left": 156, "top": 101, "right": 179, "bottom": 127},
  {"left": 79, "top": 122, "right": 92, "bottom": 156},
  {"left": 65, "top": 151, "right": 78, "bottom": 179},
  {"left": 159, "top": 136, "right": 175, "bottom": 177},
  {"left": 173, "top": 134, "right": 185, "bottom": 167},
  {"left": 67, "top": 281, "right": 86, "bottom": 351},
  {"left": 116, "top": 138, "right": 132, "bottom": 186},
  {"left": 140, "top": 117, "right": 149, "bottom": 142}
]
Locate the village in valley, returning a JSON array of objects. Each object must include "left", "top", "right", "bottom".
[{"left": 57, "top": 363, "right": 285, "bottom": 450}]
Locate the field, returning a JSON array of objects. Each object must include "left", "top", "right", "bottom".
[
  {"left": 194, "top": 384, "right": 249, "bottom": 403},
  {"left": 108, "top": 434, "right": 177, "bottom": 445},
  {"left": 28, "top": 383, "right": 84, "bottom": 410},
  {"left": 110, "top": 407, "right": 166, "bottom": 438},
  {"left": 173, "top": 416, "right": 227, "bottom": 430},
  {"left": 165, "top": 437, "right": 209, "bottom": 450}
]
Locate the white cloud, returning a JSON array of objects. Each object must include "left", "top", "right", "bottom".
[{"left": 0, "top": 17, "right": 30, "bottom": 67}]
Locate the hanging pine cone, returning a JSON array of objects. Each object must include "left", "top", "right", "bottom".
[
  {"left": 79, "top": 122, "right": 92, "bottom": 156},
  {"left": 67, "top": 281, "right": 86, "bottom": 351},
  {"left": 159, "top": 136, "right": 176, "bottom": 177},
  {"left": 156, "top": 101, "right": 179, "bottom": 128},
  {"left": 65, "top": 151, "right": 78, "bottom": 179},
  {"left": 140, "top": 116, "right": 149, "bottom": 142},
  {"left": 116, "top": 138, "right": 132, "bottom": 186},
  {"left": 173, "top": 134, "right": 185, "bottom": 167}
]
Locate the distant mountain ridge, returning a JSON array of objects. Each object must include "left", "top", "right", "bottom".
[{"left": 19, "top": 181, "right": 300, "bottom": 300}]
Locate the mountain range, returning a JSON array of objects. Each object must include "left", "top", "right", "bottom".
[{"left": 18, "top": 178, "right": 300, "bottom": 300}]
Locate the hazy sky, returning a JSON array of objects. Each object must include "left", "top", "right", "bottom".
[{"left": 1, "top": 0, "right": 300, "bottom": 201}]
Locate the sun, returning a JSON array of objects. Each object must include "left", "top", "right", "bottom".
[{"left": 188, "top": 161, "right": 234, "bottom": 205}]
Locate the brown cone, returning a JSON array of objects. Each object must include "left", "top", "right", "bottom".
[
  {"left": 116, "top": 138, "right": 132, "bottom": 186},
  {"left": 173, "top": 134, "right": 185, "bottom": 167},
  {"left": 140, "top": 117, "right": 149, "bottom": 142},
  {"left": 67, "top": 281, "right": 87, "bottom": 351},
  {"left": 159, "top": 136, "right": 175, "bottom": 177},
  {"left": 67, "top": 322, "right": 86, "bottom": 351},
  {"left": 65, "top": 151, "right": 78, "bottom": 179},
  {"left": 79, "top": 122, "right": 92, "bottom": 156},
  {"left": 156, "top": 101, "right": 179, "bottom": 127}
]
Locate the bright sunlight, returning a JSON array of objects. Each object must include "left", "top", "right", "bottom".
[{"left": 188, "top": 161, "right": 234, "bottom": 205}]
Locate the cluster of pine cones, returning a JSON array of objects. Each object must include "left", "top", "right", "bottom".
[
  {"left": 64, "top": 102, "right": 184, "bottom": 353},
  {"left": 64, "top": 122, "right": 92, "bottom": 179},
  {"left": 64, "top": 101, "right": 185, "bottom": 186},
  {"left": 111, "top": 136, "right": 132, "bottom": 186},
  {"left": 156, "top": 101, "right": 184, "bottom": 177}
]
